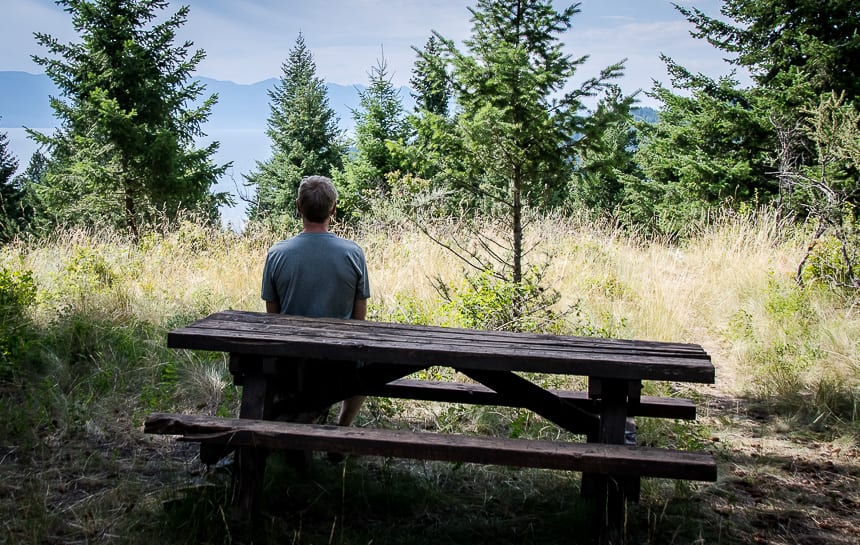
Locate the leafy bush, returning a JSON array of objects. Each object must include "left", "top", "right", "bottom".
[
  {"left": 442, "top": 268, "right": 566, "bottom": 334},
  {"left": 62, "top": 244, "right": 117, "bottom": 293},
  {"left": 371, "top": 293, "right": 437, "bottom": 326},
  {"left": 0, "top": 267, "right": 37, "bottom": 377},
  {"left": 799, "top": 230, "right": 859, "bottom": 290},
  {"left": 727, "top": 274, "right": 859, "bottom": 424}
]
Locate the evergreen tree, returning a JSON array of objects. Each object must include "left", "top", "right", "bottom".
[
  {"left": 390, "top": 36, "right": 460, "bottom": 191},
  {"left": 436, "top": 0, "right": 625, "bottom": 282},
  {"left": 0, "top": 130, "right": 16, "bottom": 191},
  {"left": 621, "top": 61, "right": 775, "bottom": 233},
  {"left": 30, "top": 0, "right": 229, "bottom": 236},
  {"left": 12, "top": 151, "right": 50, "bottom": 235},
  {"left": 353, "top": 55, "right": 408, "bottom": 181},
  {"left": 245, "top": 32, "right": 344, "bottom": 228},
  {"left": 410, "top": 36, "right": 451, "bottom": 117},
  {"left": 621, "top": 0, "right": 859, "bottom": 235},
  {"left": 676, "top": 0, "right": 859, "bottom": 214},
  {"left": 0, "top": 127, "right": 23, "bottom": 241},
  {"left": 339, "top": 55, "right": 407, "bottom": 218},
  {"left": 793, "top": 92, "right": 860, "bottom": 289},
  {"left": 677, "top": 0, "right": 859, "bottom": 103},
  {"left": 571, "top": 86, "right": 640, "bottom": 212}
]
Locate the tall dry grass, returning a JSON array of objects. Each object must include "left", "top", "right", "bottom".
[
  {"left": 1, "top": 207, "right": 858, "bottom": 545},
  {"left": 2, "top": 207, "right": 857, "bottom": 422}
]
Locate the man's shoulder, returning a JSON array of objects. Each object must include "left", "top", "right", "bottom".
[
  {"left": 267, "top": 233, "right": 363, "bottom": 254},
  {"left": 266, "top": 237, "right": 297, "bottom": 254},
  {"left": 331, "top": 235, "right": 364, "bottom": 251}
]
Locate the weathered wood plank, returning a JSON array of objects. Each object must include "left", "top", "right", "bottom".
[
  {"left": 366, "top": 379, "right": 696, "bottom": 420},
  {"left": 172, "top": 311, "right": 708, "bottom": 359},
  {"left": 175, "top": 326, "right": 707, "bottom": 365},
  {"left": 199, "top": 311, "right": 708, "bottom": 355},
  {"left": 458, "top": 369, "right": 598, "bottom": 435},
  {"left": 144, "top": 413, "right": 718, "bottom": 482},
  {"left": 167, "top": 312, "right": 714, "bottom": 383}
]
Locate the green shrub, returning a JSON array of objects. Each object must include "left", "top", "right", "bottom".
[
  {"left": 443, "top": 268, "right": 566, "bottom": 333},
  {"left": 372, "top": 293, "right": 435, "bottom": 325},
  {"left": 52, "top": 245, "right": 119, "bottom": 310},
  {"left": 0, "top": 267, "right": 38, "bottom": 377},
  {"left": 67, "top": 245, "right": 116, "bottom": 287},
  {"left": 800, "top": 232, "right": 859, "bottom": 289}
]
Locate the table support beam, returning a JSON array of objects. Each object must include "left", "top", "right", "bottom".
[
  {"left": 234, "top": 370, "right": 273, "bottom": 515},
  {"left": 458, "top": 369, "right": 598, "bottom": 436}
]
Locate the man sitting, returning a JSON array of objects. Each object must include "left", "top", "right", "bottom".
[{"left": 261, "top": 175, "right": 370, "bottom": 427}]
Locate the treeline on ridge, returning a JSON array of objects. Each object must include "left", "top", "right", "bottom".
[{"left": 0, "top": 0, "right": 857, "bottom": 290}]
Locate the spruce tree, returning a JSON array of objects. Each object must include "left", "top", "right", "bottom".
[
  {"left": 626, "top": 0, "right": 859, "bottom": 233},
  {"left": 339, "top": 55, "right": 407, "bottom": 219},
  {"left": 436, "top": 0, "right": 625, "bottom": 283},
  {"left": 0, "top": 128, "right": 23, "bottom": 240},
  {"left": 0, "top": 130, "right": 16, "bottom": 192},
  {"left": 392, "top": 36, "right": 459, "bottom": 188},
  {"left": 677, "top": 0, "right": 859, "bottom": 210},
  {"left": 677, "top": 0, "right": 859, "bottom": 103},
  {"left": 353, "top": 56, "right": 408, "bottom": 183},
  {"left": 30, "top": 0, "right": 229, "bottom": 236},
  {"left": 571, "top": 86, "right": 640, "bottom": 212},
  {"left": 410, "top": 36, "right": 451, "bottom": 117},
  {"left": 245, "top": 32, "right": 344, "bottom": 228},
  {"left": 621, "top": 61, "right": 775, "bottom": 233}
]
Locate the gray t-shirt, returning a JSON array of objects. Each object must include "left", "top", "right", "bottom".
[{"left": 261, "top": 232, "right": 370, "bottom": 319}]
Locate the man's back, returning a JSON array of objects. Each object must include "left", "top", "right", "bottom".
[{"left": 262, "top": 232, "right": 370, "bottom": 319}]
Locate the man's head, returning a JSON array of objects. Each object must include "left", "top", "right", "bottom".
[{"left": 296, "top": 175, "right": 338, "bottom": 223}]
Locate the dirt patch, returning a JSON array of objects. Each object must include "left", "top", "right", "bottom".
[
  {"left": 689, "top": 393, "right": 860, "bottom": 545},
  {"left": 2, "top": 392, "right": 858, "bottom": 544}
]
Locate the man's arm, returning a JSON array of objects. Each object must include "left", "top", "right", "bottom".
[
  {"left": 351, "top": 298, "right": 367, "bottom": 320},
  {"left": 266, "top": 300, "right": 281, "bottom": 314}
]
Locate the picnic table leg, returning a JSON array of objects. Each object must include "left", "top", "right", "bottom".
[
  {"left": 234, "top": 370, "right": 272, "bottom": 516},
  {"left": 600, "top": 379, "right": 627, "bottom": 544},
  {"left": 581, "top": 378, "right": 638, "bottom": 544}
]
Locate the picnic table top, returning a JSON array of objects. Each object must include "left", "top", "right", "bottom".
[{"left": 168, "top": 310, "right": 714, "bottom": 384}]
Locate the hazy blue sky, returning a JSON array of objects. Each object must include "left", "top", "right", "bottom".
[
  {"left": 1, "top": 1, "right": 749, "bottom": 226},
  {"left": 2, "top": 0, "right": 745, "bottom": 104}
]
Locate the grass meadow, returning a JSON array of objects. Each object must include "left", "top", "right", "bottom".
[{"left": 1, "top": 207, "right": 858, "bottom": 544}]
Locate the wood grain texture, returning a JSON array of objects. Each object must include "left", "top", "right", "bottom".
[
  {"left": 167, "top": 311, "right": 715, "bottom": 383},
  {"left": 145, "top": 412, "right": 718, "bottom": 482}
]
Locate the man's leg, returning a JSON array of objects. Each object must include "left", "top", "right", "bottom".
[{"left": 336, "top": 395, "right": 366, "bottom": 426}]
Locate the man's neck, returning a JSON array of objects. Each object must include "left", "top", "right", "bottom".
[{"left": 301, "top": 220, "right": 330, "bottom": 233}]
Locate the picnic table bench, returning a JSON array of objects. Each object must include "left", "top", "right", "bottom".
[{"left": 145, "top": 310, "right": 717, "bottom": 543}]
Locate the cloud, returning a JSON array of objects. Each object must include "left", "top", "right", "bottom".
[
  {"left": 2, "top": 0, "right": 742, "bottom": 103},
  {"left": 179, "top": 0, "right": 471, "bottom": 85},
  {"left": 563, "top": 17, "right": 747, "bottom": 106}
]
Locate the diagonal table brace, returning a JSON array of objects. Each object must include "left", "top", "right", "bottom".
[{"left": 457, "top": 369, "right": 598, "bottom": 436}]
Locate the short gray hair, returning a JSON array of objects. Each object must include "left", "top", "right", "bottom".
[{"left": 297, "top": 176, "right": 338, "bottom": 222}]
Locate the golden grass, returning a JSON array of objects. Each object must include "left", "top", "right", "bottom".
[
  {"left": 2, "top": 208, "right": 858, "bottom": 417},
  {"left": 2, "top": 208, "right": 858, "bottom": 545}
]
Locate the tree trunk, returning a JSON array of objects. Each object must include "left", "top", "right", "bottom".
[
  {"left": 124, "top": 179, "right": 139, "bottom": 242},
  {"left": 512, "top": 167, "right": 523, "bottom": 285}
]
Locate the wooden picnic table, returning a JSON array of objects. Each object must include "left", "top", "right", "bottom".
[{"left": 147, "top": 309, "right": 717, "bottom": 543}]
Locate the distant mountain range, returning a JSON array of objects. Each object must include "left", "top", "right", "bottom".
[
  {"left": 1, "top": 70, "right": 658, "bottom": 227},
  {"left": 1, "top": 70, "right": 657, "bottom": 132},
  {"left": 0, "top": 71, "right": 412, "bottom": 133}
]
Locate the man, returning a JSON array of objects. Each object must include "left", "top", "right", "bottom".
[{"left": 261, "top": 175, "right": 370, "bottom": 427}]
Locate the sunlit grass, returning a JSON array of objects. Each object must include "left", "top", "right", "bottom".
[
  {"left": 2, "top": 207, "right": 857, "bottom": 420},
  {"left": 1, "top": 206, "right": 858, "bottom": 544}
]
